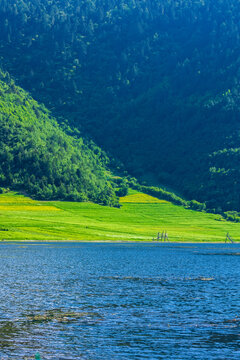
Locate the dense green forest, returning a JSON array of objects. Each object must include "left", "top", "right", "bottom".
[
  {"left": 0, "top": 70, "right": 117, "bottom": 206},
  {"left": 0, "top": 0, "right": 240, "bottom": 210}
]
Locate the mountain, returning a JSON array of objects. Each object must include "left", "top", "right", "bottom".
[
  {"left": 0, "top": 69, "right": 117, "bottom": 206},
  {"left": 0, "top": 0, "right": 240, "bottom": 210}
]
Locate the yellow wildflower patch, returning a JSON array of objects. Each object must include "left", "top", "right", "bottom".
[
  {"left": 0, "top": 205, "right": 60, "bottom": 211},
  {"left": 120, "top": 193, "right": 169, "bottom": 204},
  {"left": 0, "top": 195, "right": 36, "bottom": 204}
]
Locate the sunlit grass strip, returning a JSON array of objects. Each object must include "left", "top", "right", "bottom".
[
  {"left": 120, "top": 193, "right": 169, "bottom": 204},
  {"left": 0, "top": 194, "right": 36, "bottom": 203},
  {"left": 0, "top": 205, "right": 60, "bottom": 211},
  {"left": 0, "top": 191, "right": 239, "bottom": 242}
]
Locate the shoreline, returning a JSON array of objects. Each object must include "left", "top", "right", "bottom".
[{"left": 0, "top": 240, "right": 238, "bottom": 244}]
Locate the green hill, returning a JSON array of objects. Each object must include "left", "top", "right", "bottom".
[
  {"left": 0, "top": 70, "right": 117, "bottom": 206},
  {"left": 0, "top": 190, "right": 238, "bottom": 242},
  {"left": 0, "top": 0, "right": 240, "bottom": 211}
]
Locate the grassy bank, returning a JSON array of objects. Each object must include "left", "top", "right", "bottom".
[{"left": 0, "top": 190, "right": 239, "bottom": 242}]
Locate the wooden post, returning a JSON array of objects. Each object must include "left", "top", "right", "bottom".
[
  {"left": 161, "top": 231, "right": 164, "bottom": 241},
  {"left": 226, "top": 232, "right": 234, "bottom": 243}
]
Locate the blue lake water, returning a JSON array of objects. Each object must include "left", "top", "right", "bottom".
[{"left": 0, "top": 242, "right": 239, "bottom": 359}]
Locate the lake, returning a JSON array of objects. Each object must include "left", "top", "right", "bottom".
[{"left": 0, "top": 242, "right": 239, "bottom": 359}]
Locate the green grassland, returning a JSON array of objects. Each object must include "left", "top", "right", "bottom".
[{"left": 0, "top": 190, "right": 239, "bottom": 242}]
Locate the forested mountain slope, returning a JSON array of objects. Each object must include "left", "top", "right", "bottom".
[
  {"left": 0, "top": 70, "right": 117, "bottom": 206},
  {"left": 0, "top": 0, "right": 240, "bottom": 210}
]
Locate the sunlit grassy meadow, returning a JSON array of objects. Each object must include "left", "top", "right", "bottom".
[{"left": 0, "top": 190, "right": 239, "bottom": 241}]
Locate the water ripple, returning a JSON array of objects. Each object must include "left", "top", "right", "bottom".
[{"left": 0, "top": 242, "right": 239, "bottom": 359}]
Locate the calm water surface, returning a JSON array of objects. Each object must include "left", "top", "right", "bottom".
[{"left": 0, "top": 242, "right": 239, "bottom": 359}]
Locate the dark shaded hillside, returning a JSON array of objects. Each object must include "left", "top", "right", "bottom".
[
  {"left": 0, "top": 0, "right": 240, "bottom": 210},
  {"left": 0, "top": 70, "right": 117, "bottom": 206}
]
